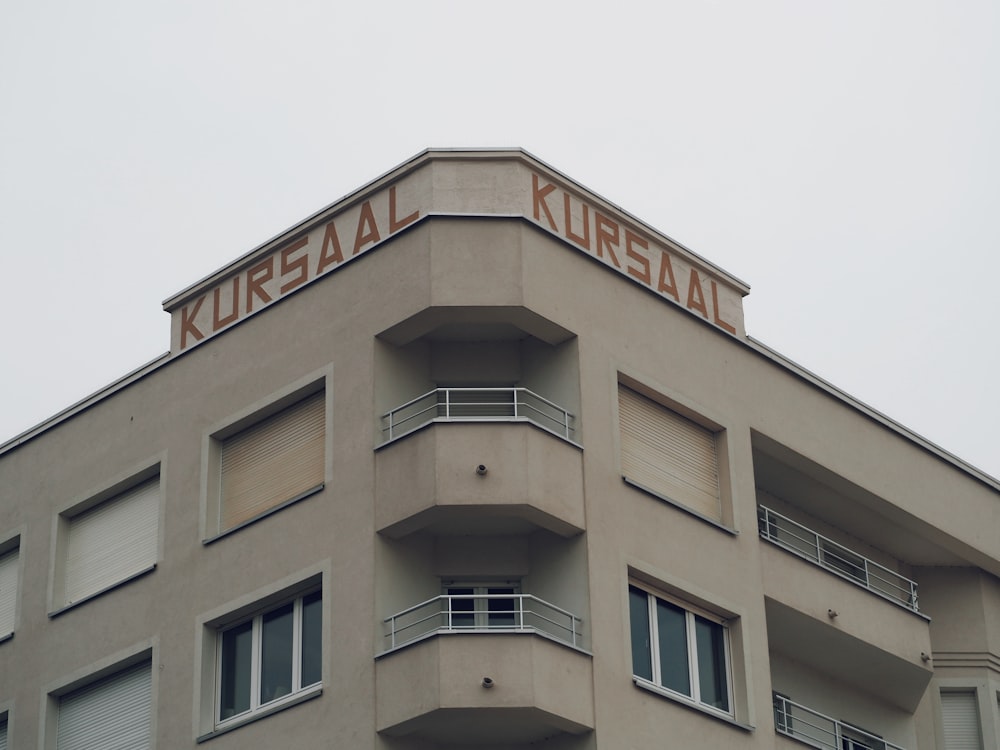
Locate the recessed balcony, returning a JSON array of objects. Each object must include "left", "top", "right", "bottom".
[
  {"left": 375, "top": 600, "right": 593, "bottom": 745},
  {"left": 381, "top": 387, "right": 577, "bottom": 444},
  {"left": 773, "top": 694, "right": 907, "bottom": 750},
  {"left": 375, "top": 393, "right": 585, "bottom": 537},
  {"left": 758, "top": 506, "right": 919, "bottom": 613},
  {"left": 382, "top": 591, "right": 582, "bottom": 652}
]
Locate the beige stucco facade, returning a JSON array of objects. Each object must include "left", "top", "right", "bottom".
[{"left": 1, "top": 149, "right": 998, "bottom": 749}]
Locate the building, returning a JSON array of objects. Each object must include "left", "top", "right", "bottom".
[{"left": 1, "top": 148, "right": 998, "bottom": 750}]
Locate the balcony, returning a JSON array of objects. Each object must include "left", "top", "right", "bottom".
[
  {"left": 383, "top": 592, "right": 582, "bottom": 652},
  {"left": 375, "top": 415, "right": 585, "bottom": 537},
  {"left": 758, "top": 506, "right": 919, "bottom": 613},
  {"left": 773, "top": 694, "right": 906, "bottom": 750},
  {"left": 375, "top": 595, "right": 593, "bottom": 744},
  {"left": 381, "top": 387, "right": 576, "bottom": 444}
]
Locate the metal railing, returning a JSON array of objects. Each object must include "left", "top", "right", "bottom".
[
  {"left": 380, "top": 387, "right": 576, "bottom": 442},
  {"left": 773, "top": 694, "right": 906, "bottom": 750},
  {"left": 758, "top": 506, "right": 919, "bottom": 613},
  {"left": 383, "top": 593, "right": 582, "bottom": 651}
]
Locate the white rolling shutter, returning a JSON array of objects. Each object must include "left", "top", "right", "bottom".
[
  {"left": 0, "top": 546, "right": 18, "bottom": 636},
  {"left": 57, "top": 661, "right": 151, "bottom": 750},
  {"left": 941, "top": 690, "right": 983, "bottom": 750},
  {"left": 63, "top": 478, "right": 159, "bottom": 606},
  {"left": 619, "top": 384, "right": 721, "bottom": 520},
  {"left": 220, "top": 391, "right": 325, "bottom": 529}
]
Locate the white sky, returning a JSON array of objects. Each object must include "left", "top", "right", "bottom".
[{"left": 2, "top": 1, "right": 998, "bottom": 480}]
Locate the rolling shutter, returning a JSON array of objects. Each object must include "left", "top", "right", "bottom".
[
  {"left": 221, "top": 391, "right": 325, "bottom": 529},
  {"left": 0, "top": 716, "right": 7, "bottom": 750},
  {"left": 56, "top": 661, "right": 152, "bottom": 750},
  {"left": 941, "top": 690, "right": 983, "bottom": 750},
  {"left": 0, "top": 546, "right": 18, "bottom": 637},
  {"left": 619, "top": 384, "right": 721, "bottom": 520},
  {"left": 63, "top": 479, "right": 159, "bottom": 606}
]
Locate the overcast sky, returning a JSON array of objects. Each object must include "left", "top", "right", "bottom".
[{"left": 2, "top": 1, "right": 998, "bottom": 480}]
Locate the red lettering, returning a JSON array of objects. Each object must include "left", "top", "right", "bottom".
[
  {"left": 657, "top": 252, "right": 680, "bottom": 301},
  {"left": 711, "top": 280, "right": 737, "bottom": 334},
  {"left": 213, "top": 278, "right": 240, "bottom": 331},
  {"left": 180, "top": 296, "right": 205, "bottom": 349},
  {"left": 389, "top": 185, "right": 419, "bottom": 233},
  {"left": 594, "top": 213, "right": 622, "bottom": 268},
  {"left": 624, "top": 230, "right": 651, "bottom": 285},
  {"left": 686, "top": 269, "right": 708, "bottom": 318},
  {"left": 532, "top": 174, "right": 558, "bottom": 230},
  {"left": 279, "top": 237, "right": 309, "bottom": 294},
  {"left": 353, "top": 201, "right": 381, "bottom": 255},
  {"left": 246, "top": 258, "right": 274, "bottom": 313},
  {"left": 316, "top": 221, "right": 344, "bottom": 275},
  {"left": 563, "top": 193, "right": 591, "bottom": 250}
]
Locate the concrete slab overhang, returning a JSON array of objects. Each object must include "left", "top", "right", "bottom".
[
  {"left": 763, "top": 549, "right": 934, "bottom": 712},
  {"left": 375, "top": 633, "right": 594, "bottom": 744},
  {"left": 375, "top": 422, "right": 585, "bottom": 537}
]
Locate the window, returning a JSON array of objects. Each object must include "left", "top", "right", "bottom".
[
  {"left": 0, "top": 712, "right": 7, "bottom": 750},
  {"left": 0, "top": 539, "right": 19, "bottom": 639},
  {"left": 618, "top": 383, "right": 722, "bottom": 522},
  {"left": 821, "top": 540, "right": 867, "bottom": 584},
  {"left": 628, "top": 583, "right": 731, "bottom": 715},
  {"left": 773, "top": 692, "right": 792, "bottom": 734},
  {"left": 443, "top": 582, "right": 519, "bottom": 629},
  {"left": 217, "top": 590, "right": 322, "bottom": 726},
  {"left": 217, "top": 390, "right": 325, "bottom": 532},
  {"left": 840, "top": 722, "right": 885, "bottom": 750},
  {"left": 57, "top": 476, "right": 159, "bottom": 610},
  {"left": 55, "top": 660, "right": 152, "bottom": 750},
  {"left": 940, "top": 690, "right": 983, "bottom": 750}
]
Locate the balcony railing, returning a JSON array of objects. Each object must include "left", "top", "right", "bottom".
[
  {"left": 383, "top": 593, "right": 583, "bottom": 651},
  {"left": 380, "top": 387, "right": 576, "bottom": 443},
  {"left": 773, "top": 694, "right": 905, "bottom": 750},
  {"left": 758, "top": 506, "right": 919, "bottom": 613}
]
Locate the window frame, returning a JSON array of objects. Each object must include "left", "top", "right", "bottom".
[
  {"left": 628, "top": 581, "right": 734, "bottom": 718},
  {"left": 0, "top": 532, "right": 21, "bottom": 642},
  {"left": 195, "top": 568, "right": 326, "bottom": 741},
  {"left": 201, "top": 370, "right": 331, "bottom": 543},
  {"left": 939, "top": 687, "right": 986, "bottom": 750},
  {"left": 0, "top": 704, "right": 9, "bottom": 750},
  {"left": 441, "top": 580, "right": 521, "bottom": 630},
  {"left": 616, "top": 376, "right": 735, "bottom": 532},
  {"left": 214, "top": 589, "right": 322, "bottom": 729},
  {"left": 42, "top": 641, "right": 156, "bottom": 750},
  {"left": 49, "top": 461, "right": 162, "bottom": 616}
]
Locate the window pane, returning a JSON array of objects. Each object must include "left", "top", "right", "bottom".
[
  {"left": 656, "top": 599, "right": 691, "bottom": 696},
  {"left": 628, "top": 586, "right": 653, "bottom": 681},
  {"left": 260, "top": 603, "right": 294, "bottom": 704},
  {"left": 695, "top": 615, "right": 729, "bottom": 711},
  {"left": 447, "top": 588, "right": 475, "bottom": 628},
  {"left": 487, "top": 587, "right": 517, "bottom": 627},
  {"left": 300, "top": 591, "right": 322, "bottom": 688},
  {"left": 220, "top": 621, "right": 252, "bottom": 720}
]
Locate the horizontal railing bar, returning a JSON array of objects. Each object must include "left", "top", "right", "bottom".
[
  {"left": 383, "top": 593, "right": 582, "bottom": 648},
  {"left": 381, "top": 387, "right": 576, "bottom": 442},
  {"left": 759, "top": 506, "right": 918, "bottom": 612},
  {"left": 774, "top": 695, "right": 906, "bottom": 750}
]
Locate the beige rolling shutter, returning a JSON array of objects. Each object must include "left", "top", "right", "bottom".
[
  {"left": 63, "top": 479, "right": 159, "bottom": 606},
  {"left": 619, "top": 384, "right": 721, "bottom": 520},
  {"left": 941, "top": 691, "right": 983, "bottom": 750},
  {"left": 221, "top": 391, "right": 325, "bottom": 529},
  {"left": 0, "top": 546, "right": 18, "bottom": 637},
  {"left": 57, "top": 661, "right": 152, "bottom": 750}
]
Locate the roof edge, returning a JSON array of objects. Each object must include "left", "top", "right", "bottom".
[{"left": 162, "top": 147, "right": 750, "bottom": 312}]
